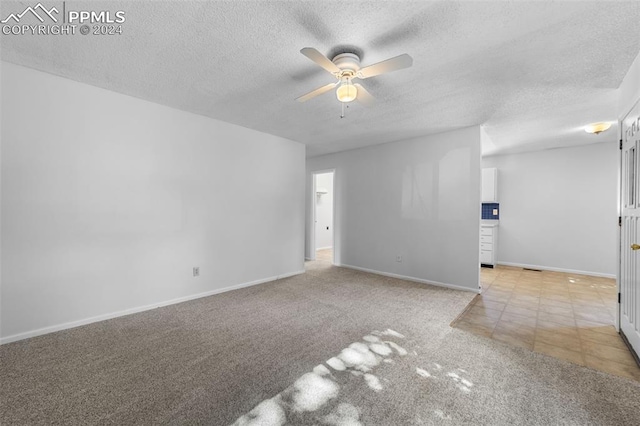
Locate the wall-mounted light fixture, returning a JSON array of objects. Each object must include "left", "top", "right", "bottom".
[{"left": 584, "top": 122, "right": 612, "bottom": 134}]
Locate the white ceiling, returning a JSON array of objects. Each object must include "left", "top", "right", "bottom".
[{"left": 2, "top": 1, "right": 640, "bottom": 157}]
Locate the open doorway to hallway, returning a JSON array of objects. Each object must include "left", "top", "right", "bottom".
[{"left": 313, "top": 171, "right": 334, "bottom": 263}]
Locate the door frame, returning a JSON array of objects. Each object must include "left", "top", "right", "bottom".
[
  {"left": 617, "top": 116, "right": 622, "bottom": 333},
  {"left": 311, "top": 169, "right": 336, "bottom": 264}
]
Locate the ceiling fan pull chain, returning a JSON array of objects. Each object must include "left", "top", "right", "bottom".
[{"left": 340, "top": 101, "right": 345, "bottom": 119}]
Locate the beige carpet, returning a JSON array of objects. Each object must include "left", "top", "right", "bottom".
[
  {"left": 1, "top": 260, "right": 640, "bottom": 425},
  {"left": 316, "top": 248, "right": 333, "bottom": 262}
]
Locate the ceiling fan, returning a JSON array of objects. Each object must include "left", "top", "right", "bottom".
[{"left": 295, "top": 47, "right": 413, "bottom": 106}]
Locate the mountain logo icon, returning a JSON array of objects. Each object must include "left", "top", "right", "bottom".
[{"left": 1, "top": 3, "right": 59, "bottom": 24}]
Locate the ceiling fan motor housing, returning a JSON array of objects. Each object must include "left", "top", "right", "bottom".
[
  {"left": 296, "top": 47, "right": 413, "bottom": 105},
  {"left": 332, "top": 53, "right": 361, "bottom": 74}
]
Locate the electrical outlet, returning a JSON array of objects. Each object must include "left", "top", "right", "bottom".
[
  {"left": 396, "top": 255, "right": 402, "bottom": 262},
  {"left": 193, "top": 267, "right": 200, "bottom": 277},
  {"left": 492, "top": 209, "right": 498, "bottom": 216}
]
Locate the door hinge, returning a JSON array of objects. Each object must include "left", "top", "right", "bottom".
[
  {"left": 619, "top": 216, "right": 622, "bottom": 226},
  {"left": 618, "top": 293, "right": 621, "bottom": 304},
  {"left": 620, "top": 139, "right": 623, "bottom": 150}
]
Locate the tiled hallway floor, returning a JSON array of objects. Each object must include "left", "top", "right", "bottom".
[{"left": 452, "top": 265, "right": 640, "bottom": 381}]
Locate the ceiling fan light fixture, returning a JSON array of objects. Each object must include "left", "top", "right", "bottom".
[
  {"left": 336, "top": 82, "right": 357, "bottom": 103},
  {"left": 297, "top": 47, "right": 412, "bottom": 107},
  {"left": 585, "top": 122, "right": 612, "bottom": 134}
]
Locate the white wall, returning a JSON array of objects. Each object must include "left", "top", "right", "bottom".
[
  {"left": 0, "top": 62, "right": 305, "bottom": 342},
  {"left": 314, "top": 172, "right": 333, "bottom": 250},
  {"left": 482, "top": 142, "right": 618, "bottom": 276},
  {"left": 306, "top": 127, "right": 481, "bottom": 292},
  {"left": 619, "top": 50, "right": 640, "bottom": 120}
]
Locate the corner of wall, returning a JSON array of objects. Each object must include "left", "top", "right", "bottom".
[{"left": 619, "top": 50, "right": 640, "bottom": 118}]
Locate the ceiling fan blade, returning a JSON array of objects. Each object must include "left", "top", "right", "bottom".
[
  {"left": 300, "top": 47, "right": 341, "bottom": 75},
  {"left": 295, "top": 82, "right": 338, "bottom": 102},
  {"left": 357, "top": 54, "right": 413, "bottom": 79},
  {"left": 354, "top": 84, "right": 374, "bottom": 106}
]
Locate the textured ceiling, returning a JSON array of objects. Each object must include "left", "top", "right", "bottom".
[{"left": 2, "top": 1, "right": 640, "bottom": 157}]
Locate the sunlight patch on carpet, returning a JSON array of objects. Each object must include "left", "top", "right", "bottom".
[
  {"left": 434, "top": 409, "right": 451, "bottom": 420},
  {"left": 362, "top": 335, "right": 380, "bottom": 343},
  {"left": 385, "top": 341, "right": 408, "bottom": 356},
  {"left": 231, "top": 330, "right": 407, "bottom": 425},
  {"left": 372, "top": 328, "right": 405, "bottom": 338},
  {"left": 290, "top": 373, "right": 339, "bottom": 412},
  {"left": 313, "top": 364, "right": 331, "bottom": 376},
  {"left": 415, "top": 365, "right": 475, "bottom": 395},
  {"left": 232, "top": 397, "right": 286, "bottom": 426},
  {"left": 363, "top": 374, "right": 383, "bottom": 391},
  {"left": 416, "top": 367, "right": 431, "bottom": 378},
  {"left": 369, "top": 342, "right": 393, "bottom": 356},
  {"left": 327, "top": 357, "right": 347, "bottom": 371},
  {"left": 323, "top": 402, "right": 362, "bottom": 426},
  {"left": 231, "top": 329, "right": 476, "bottom": 425}
]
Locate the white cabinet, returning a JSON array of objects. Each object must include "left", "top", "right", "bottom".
[
  {"left": 480, "top": 225, "right": 498, "bottom": 267},
  {"left": 481, "top": 168, "right": 498, "bottom": 202}
]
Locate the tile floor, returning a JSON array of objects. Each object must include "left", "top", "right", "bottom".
[
  {"left": 452, "top": 265, "right": 640, "bottom": 381},
  {"left": 316, "top": 248, "right": 333, "bottom": 262}
]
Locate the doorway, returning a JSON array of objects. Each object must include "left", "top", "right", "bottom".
[{"left": 313, "top": 171, "right": 335, "bottom": 263}]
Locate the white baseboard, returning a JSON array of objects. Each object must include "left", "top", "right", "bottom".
[
  {"left": 305, "top": 257, "right": 313, "bottom": 261},
  {"left": 316, "top": 246, "right": 333, "bottom": 251},
  {"left": 496, "top": 262, "right": 615, "bottom": 279},
  {"left": 0, "top": 269, "right": 305, "bottom": 345},
  {"left": 340, "top": 264, "right": 479, "bottom": 293}
]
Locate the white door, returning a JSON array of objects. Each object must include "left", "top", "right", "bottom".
[{"left": 620, "top": 99, "right": 640, "bottom": 355}]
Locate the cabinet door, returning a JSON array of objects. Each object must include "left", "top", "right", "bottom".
[
  {"left": 481, "top": 168, "right": 497, "bottom": 202},
  {"left": 480, "top": 243, "right": 493, "bottom": 251}
]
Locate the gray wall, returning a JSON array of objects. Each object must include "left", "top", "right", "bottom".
[
  {"left": 306, "top": 127, "right": 482, "bottom": 292},
  {"left": 483, "top": 142, "right": 618, "bottom": 276},
  {"left": 1, "top": 62, "right": 305, "bottom": 342}
]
